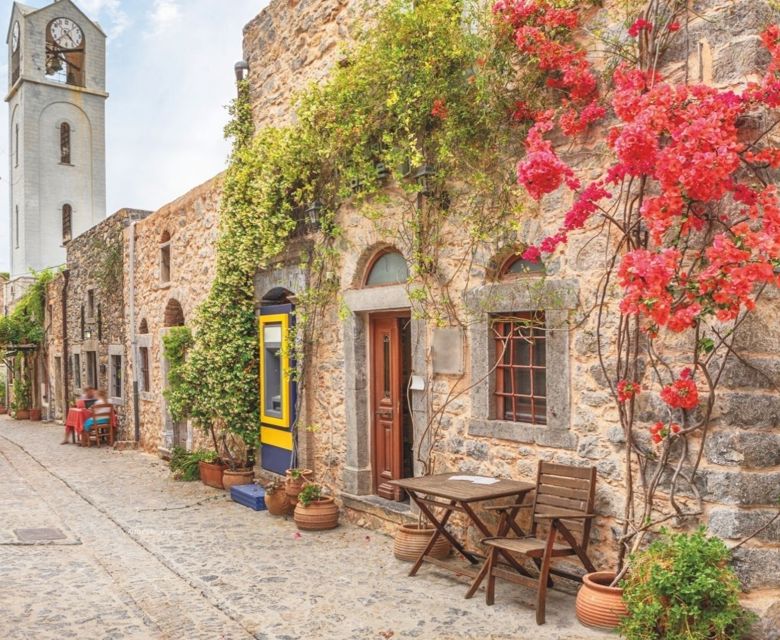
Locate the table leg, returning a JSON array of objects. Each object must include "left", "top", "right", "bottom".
[{"left": 408, "top": 494, "right": 478, "bottom": 577}]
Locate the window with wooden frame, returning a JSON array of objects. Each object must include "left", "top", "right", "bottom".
[
  {"left": 60, "top": 122, "right": 71, "bottom": 164},
  {"left": 73, "top": 353, "right": 82, "bottom": 389},
  {"left": 160, "top": 231, "right": 171, "bottom": 284},
  {"left": 500, "top": 254, "right": 546, "bottom": 279},
  {"left": 139, "top": 346, "right": 150, "bottom": 392},
  {"left": 492, "top": 312, "right": 547, "bottom": 425},
  {"left": 62, "top": 204, "right": 72, "bottom": 243}
]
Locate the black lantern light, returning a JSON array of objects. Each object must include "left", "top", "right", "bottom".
[
  {"left": 414, "top": 164, "right": 437, "bottom": 196},
  {"left": 305, "top": 200, "right": 323, "bottom": 229},
  {"left": 375, "top": 161, "right": 390, "bottom": 183}
]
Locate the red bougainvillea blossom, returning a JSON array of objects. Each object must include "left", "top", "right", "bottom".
[
  {"left": 431, "top": 98, "right": 449, "bottom": 120},
  {"left": 660, "top": 369, "right": 699, "bottom": 411},
  {"left": 650, "top": 421, "right": 681, "bottom": 443},
  {"left": 496, "top": 0, "right": 780, "bottom": 339},
  {"left": 628, "top": 18, "right": 653, "bottom": 37},
  {"left": 617, "top": 380, "right": 641, "bottom": 403}
]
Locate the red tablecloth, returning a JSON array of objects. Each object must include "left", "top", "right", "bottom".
[{"left": 65, "top": 407, "right": 91, "bottom": 435}]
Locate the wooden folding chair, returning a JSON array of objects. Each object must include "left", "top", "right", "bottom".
[{"left": 468, "top": 461, "right": 598, "bottom": 625}]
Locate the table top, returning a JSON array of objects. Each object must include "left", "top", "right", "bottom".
[{"left": 389, "top": 473, "right": 534, "bottom": 503}]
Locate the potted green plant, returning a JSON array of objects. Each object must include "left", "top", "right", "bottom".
[
  {"left": 169, "top": 447, "right": 215, "bottom": 481},
  {"left": 12, "top": 377, "right": 31, "bottom": 420},
  {"left": 219, "top": 431, "right": 255, "bottom": 490},
  {"left": 616, "top": 528, "right": 756, "bottom": 640},
  {"left": 284, "top": 468, "right": 313, "bottom": 505},
  {"left": 0, "top": 380, "right": 7, "bottom": 414},
  {"left": 293, "top": 483, "right": 339, "bottom": 530},
  {"left": 263, "top": 477, "right": 292, "bottom": 516},
  {"left": 194, "top": 450, "right": 224, "bottom": 489}
]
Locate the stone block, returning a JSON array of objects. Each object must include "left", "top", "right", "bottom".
[
  {"left": 708, "top": 508, "right": 780, "bottom": 542},
  {"left": 721, "top": 393, "right": 780, "bottom": 431},
  {"left": 705, "top": 432, "right": 780, "bottom": 468},
  {"left": 700, "top": 470, "right": 780, "bottom": 505},
  {"left": 713, "top": 37, "right": 771, "bottom": 84},
  {"left": 731, "top": 547, "right": 780, "bottom": 591}
]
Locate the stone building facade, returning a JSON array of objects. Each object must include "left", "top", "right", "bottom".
[
  {"left": 241, "top": 0, "right": 780, "bottom": 615},
  {"left": 44, "top": 208, "right": 150, "bottom": 433},
  {"left": 123, "top": 176, "right": 222, "bottom": 456}
]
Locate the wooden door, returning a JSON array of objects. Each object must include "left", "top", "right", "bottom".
[{"left": 371, "top": 316, "right": 404, "bottom": 501}]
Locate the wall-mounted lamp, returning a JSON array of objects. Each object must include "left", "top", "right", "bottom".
[
  {"left": 84, "top": 328, "right": 92, "bottom": 340},
  {"left": 414, "top": 164, "right": 437, "bottom": 197},
  {"left": 305, "top": 200, "right": 323, "bottom": 230},
  {"left": 234, "top": 60, "right": 249, "bottom": 83}
]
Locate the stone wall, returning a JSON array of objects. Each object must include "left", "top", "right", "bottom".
[
  {"left": 44, "top": 274, "right": 65, "bottom": 421},
  {"left": 243, "top": 0, "right": 780, "bottom": 616},
  {"left": 125, "top": 175, "right": 222, "bottom": 455},
  {"left": 60, "top": 208, "right": 150, "bottom": 438},
  {"left": 242, "top": 0, "right": 364, "bottom": 130}
]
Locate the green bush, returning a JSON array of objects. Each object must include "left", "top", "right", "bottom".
[
  {"left": 297, "top": 483, "right": 322, "bottom": 507},
  {"left": 169, "top": 448, "right": 218, "bottom": 481},
  {"left": 620, "top": 528, "right": 756, "bottom": 640}
]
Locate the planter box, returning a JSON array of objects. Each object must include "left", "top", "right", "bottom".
[{"left": 230, "top": 484, "right": 266, "bottom": 511}]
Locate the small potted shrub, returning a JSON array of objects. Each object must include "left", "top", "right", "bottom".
[
  {"left": 263, "top": 477, "right": 292, "bottom": 516},
  {"left": 11, "top": 377, "right": 31, "bottom": 420},
  {"left": 0, "top": 380, "right": 7, "bottom": 414},
  {"left": 293, "top": 483, "right": 339, "bottom": 530},
  {"left": 29, "top": 406, "right": 42, "bottom": 421},
  {"left": 285, "top": 468, "right": 312, "bottom": 505},
  {"left": 196, "top": 450, "right": 225, "bottom": 489},
  {"left": 220, "top": 434, "right": 255, "bottom": 490},
  {"left": 619, "top": 528, "right": 756, "bottom": 640},
  {"left": 169, "top": 447, "right": 210, "bottom": 481}
]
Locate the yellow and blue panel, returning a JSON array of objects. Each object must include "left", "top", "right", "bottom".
[{"left": 259, "top": 304, "right": 296, "bottom": 474}]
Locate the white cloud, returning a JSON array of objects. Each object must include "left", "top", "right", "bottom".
[
  {"left": 147, "top": 0, "right": 181, "bottom": 36},
  {"left": 77, "top": 0, "right": 131, "bottom": 39}
]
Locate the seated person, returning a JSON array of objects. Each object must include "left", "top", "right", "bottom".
[
  {"left": 80, "top": 387, "right": 98, "bottom": 409},
  {"left": 83, "top": 390, "right": 112, "bottom": 435}
]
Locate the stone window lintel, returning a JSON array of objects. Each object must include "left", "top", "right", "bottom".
[{"left": 468, "top": 278, "right": 578, "bottom": 447}]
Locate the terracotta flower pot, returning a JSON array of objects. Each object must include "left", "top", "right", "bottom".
[
  {"left": 198, "top": 460, "right": 226, "bottom": 490},
  {"left": 14, "top": 409, "right": 30, "bottom": 420},
  {"left": 222, "top": 469, "right": 255, "bottom": 491},
  {"left": 0, "top": 406, "right": 7, "bottom": 414},
  {"left": 293, "top": 496, "right": 339, "bottom": 530},
  {"left": 284, "top": 468, "right": 313, "bottom": 505},
  {"left": 29, "top": 408, "right": 42, "bottom": 421},
  {"left": 393, "top": 524, "right": 451, "bottom": 562},
  {"left": 264, "top": 488, "right": 292, "bottom": 516},
  {"left": 575, "top": 571, "right": 628, "bottom": 631}
]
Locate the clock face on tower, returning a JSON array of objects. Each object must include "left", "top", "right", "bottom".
[
  {"left": 12, "top": 21, "right": 20, "bottom": 53},
  {"left": 49, "top": 18, "right": 83, "bottom": 50}
]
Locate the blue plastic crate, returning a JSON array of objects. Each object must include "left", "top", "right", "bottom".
[{"left": 230, "top": 484, "right": 267, "bottom": 511}]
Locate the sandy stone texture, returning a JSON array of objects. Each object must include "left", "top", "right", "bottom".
[{"left": 0, "top": 417, "right": 614, "bottom": 640}]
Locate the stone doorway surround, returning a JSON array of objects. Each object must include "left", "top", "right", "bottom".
[
  {"left": 159, "top": 327, "right": 190, "bottom": 456},
  {"left": 342, "top": 283, "right": 429, "bottom": 498}
]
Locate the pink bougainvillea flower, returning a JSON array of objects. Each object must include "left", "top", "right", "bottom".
[
  {"left": 661, "top": 373, "right": 699, "bottom": 410},
  {"left": 617, "top": 380, "right": 641, "bottom": 402},
  {"left": 431, "top": 98, "right": 449, "bottom": 120},
  {"left": 628, "top": 18, "right": 653, "bottom": 37},
  {"left": 667, "top": 21, "right": 681, "bottom": 32}
]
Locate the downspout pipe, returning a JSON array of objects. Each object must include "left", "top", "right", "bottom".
[
  {"left": 61, "top": 269, "right": 70, "bottom": 418},
  {"left": 129, "top": 220, "right": 140, "bottom": 443}
]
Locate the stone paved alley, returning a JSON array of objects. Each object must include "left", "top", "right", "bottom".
[{"left": 0, "top": 418, "right": 613, "bottom": 640}]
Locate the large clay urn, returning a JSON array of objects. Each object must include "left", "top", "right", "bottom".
[
  {"left": 293, "top": 496, "right": 339, "bottom": 530},
  {"left": 393, "top": 524, "right": 451, "bottom": 562},
  {"left": 575, "top": 571, "right": 628, "bottom": 630}
]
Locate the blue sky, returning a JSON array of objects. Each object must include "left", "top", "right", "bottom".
[{"left": 0, "top": 0, "right": 267, "bottom": 271}]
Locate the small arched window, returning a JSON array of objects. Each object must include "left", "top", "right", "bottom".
[
  {"left": 160, "top": 231, "right": 171, "bottom": 283},
  {"left": 60, "top": 123, "right": 71, "bottom": 164},
  {"left": 62, "top": 204, "right": 72, "bottom": 243},
  {"left": 364, "top": 250, "right": 409, "bottom": 287},
  {"left": 500, "top": 254, "right": 545, "bottom": 279},
  {"left": 164, "top": 299, "right": 185, "bottom": 327},
  {"left": 139, "top": 318, "right": 149, "bottom": 334}
]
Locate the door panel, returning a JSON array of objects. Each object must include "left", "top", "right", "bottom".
[{"left": 371, "top": 316, "right": 403, "bottom": 501}]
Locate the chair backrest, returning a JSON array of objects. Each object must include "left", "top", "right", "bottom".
[
  {"left": 531, "top": 462, "right": 597, "bottom": 551},
  {"left": 92, "top": 402, "right": 113, "bottom": 419}
]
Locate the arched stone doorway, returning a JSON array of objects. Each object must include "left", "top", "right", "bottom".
[{"left": 160, "top": 298, "right": 188, "bottom": 455}]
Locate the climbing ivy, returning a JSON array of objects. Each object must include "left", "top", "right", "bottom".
[
  {"left": 0, "top": 270, "right": 55, "bottom": 347},
  {"left": 176, "top": 0, "right": 546, "bottom": 455}
]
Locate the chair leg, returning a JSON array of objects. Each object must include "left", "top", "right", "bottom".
[
  {"left": 532, "top": 557, "right": 554, "bottom": 588},
  {"left": 485, "top": 547, "right": 498, "bottom": 606},
  {"left": 465, "top": 553, "right": 491, "bottom": 600},
  {"left": 535, "top": 526, "right": 558, "bottom": 625}
]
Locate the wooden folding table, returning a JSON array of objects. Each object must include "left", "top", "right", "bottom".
[{"left": 389, "top": 473, "right": 535, "bottom": 588}]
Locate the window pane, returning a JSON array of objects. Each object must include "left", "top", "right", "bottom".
[
  {"left": 533, "top": 369, "right": 546, "bottom": 396},
  {"left": 517, "top": 370, "right": 532, "bottom": 396},
  {"left": 506, "top": 257, "right": 546, "bottom": 276},
  {"left": 366, "top": 252, "right": 409, "bottom": 286},
  {"left": 263, "top": 322, "right": 283, "bottom": 418}
]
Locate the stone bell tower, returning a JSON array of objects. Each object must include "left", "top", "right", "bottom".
[{"left": 5, "top": 0, "right": 107, "bottom": 293}]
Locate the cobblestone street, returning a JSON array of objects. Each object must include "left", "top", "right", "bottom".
[{"left": 0, "top": 418, "right": 612, "bottom": 640}]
